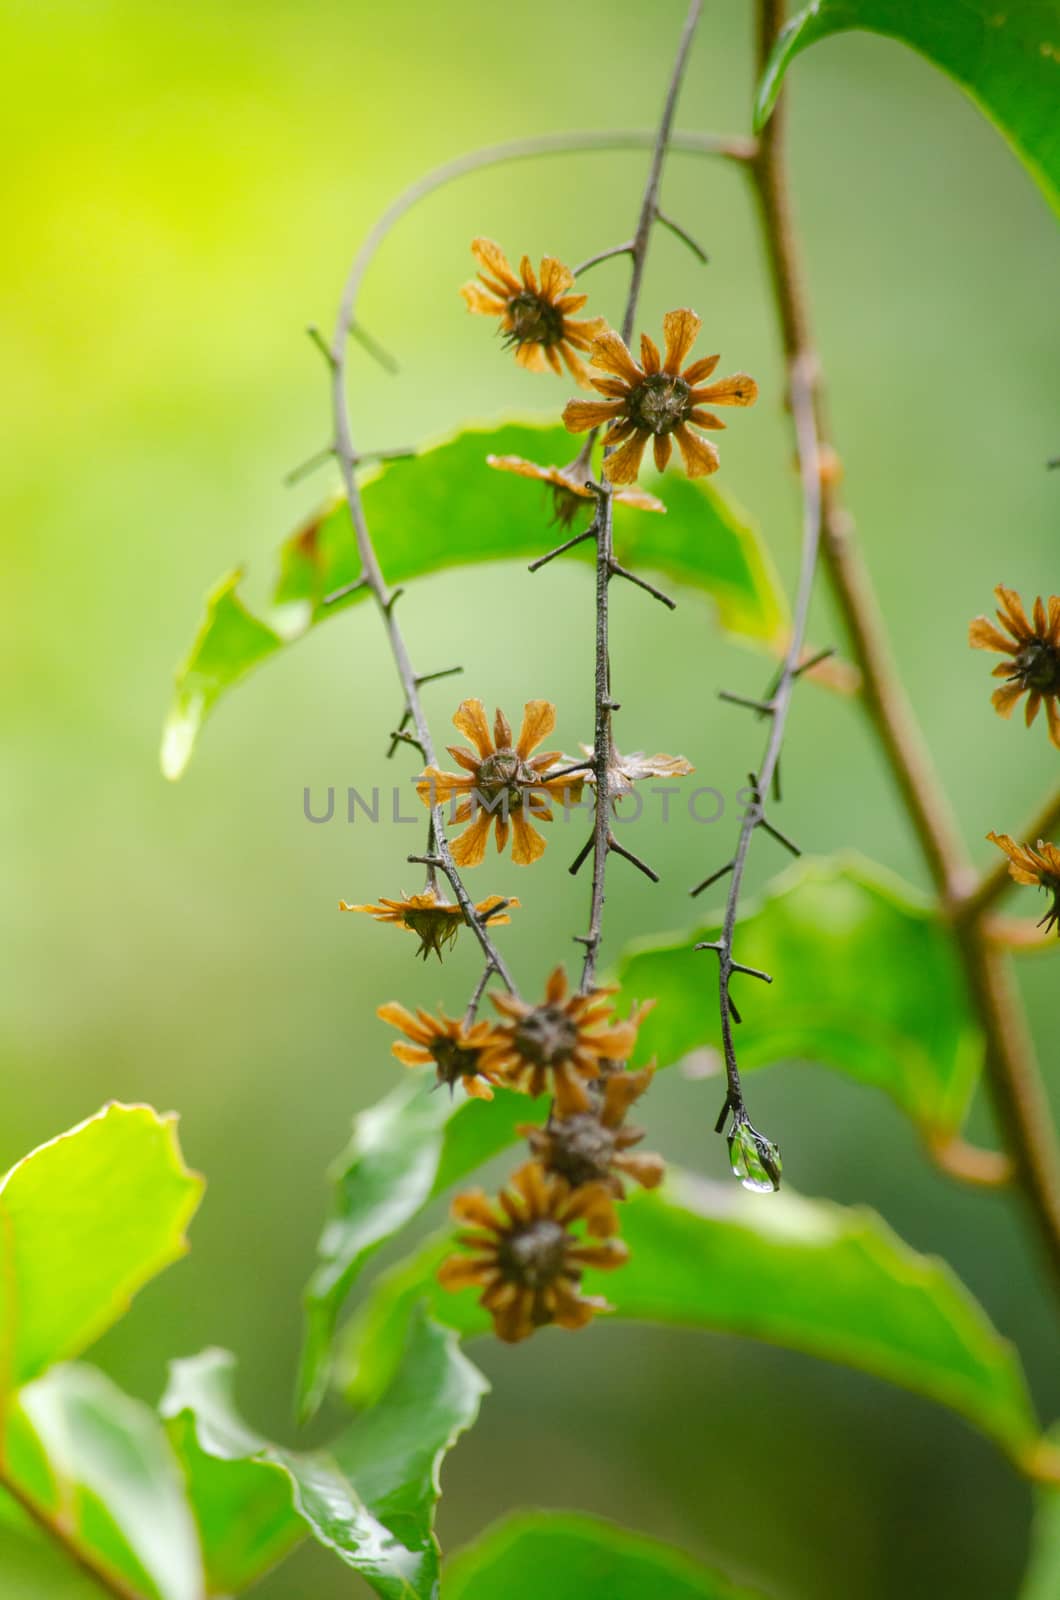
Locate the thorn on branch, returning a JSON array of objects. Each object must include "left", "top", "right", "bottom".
[
  {"left": 728, "top": 993, "right": 742, "bottom": 1024},
  {"left": 608, "top": 559, "right": 677, "bottom": 610},
  {"left": 569, "top": 832, "right": 595, "bottom": 876},
  {"left": 573, "top": 241, "right": 635, "bottom": 277},
  {"left": 306, "top": 324, "right": 336, "bottom": 369},
  {"left": 388, "top": 726, "right": 426, "bottom": 760},
  {"left": 690, "top": 858, "right": 735, "bottom": 897},
  {"left": 528, "top": 525, "right": 595, "bottom": 573},
  {"left": 407, "top": 853, "right": 444, "bottom": 870},
  {"left": 793, "top": 645, "right": 835, "bottom": 679},
  {"left": 758, "top": 816, "right": 802, "bottom": 858},
  {"left": 732, "top": 961, "right": 773, "bottom": 983},
  {"left": 476, "top": 899, "right": 511, "bottom": 925},
  {"left": 322, "top": 575, "right": 369, "bottom": 606},
  {"left": 718, "top": 690, "right": 776, "bottom": 715},
  {"left": 416, "top": 664, "right": 464, "bottom": 687},
  {"left": 383, "top": 586, "right": 405, "bottom": 616},
  {"left": 284, "top": 445, "right": 336, "bottom": 487},
  {"left": 608, "top": 833, "right": 660, "bottom": 883},
  {"left": 349, "top": 320, "right": 399, "bottom": 375},
  {"left": 654, "top": 206, "right": 709, "bottom": 264}
]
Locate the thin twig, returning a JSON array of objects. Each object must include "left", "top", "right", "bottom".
[
  {"left": 578, "top": 0, "right": 704, "bottom": 992},
  {"left": 0, "top": 1468, "right": 147, "bottom": 1600},
  {"left": 329, "top": 266, "right": 517, "bottom": 998},
  {"left": 700, "top": 349, "right": 822, "bottom": 1134},
  {"left": 336, "top": 127, "right": 753, "bottom": 339},
  {"left": 750, "top": 0, "right": 1060, "bottom": 1283}
]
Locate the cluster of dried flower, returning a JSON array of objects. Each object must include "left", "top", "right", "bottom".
[
  {"left": 338, "top": 237, "right": 760, "bottom": 1341},
  {"left": 971, "top": 586, "right": 1060, "bottom": 931}
]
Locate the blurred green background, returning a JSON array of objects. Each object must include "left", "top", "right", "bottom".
[{"left": 3, "top": 1, "right": 1058, "bottom": 1595}]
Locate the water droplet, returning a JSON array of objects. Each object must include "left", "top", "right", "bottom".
[{"left": 728, "top": 1118, "right": 782, "bottom": 1193}]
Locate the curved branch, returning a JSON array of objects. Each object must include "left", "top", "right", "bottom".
[{"left": 750, "top": 0, "right": 1060, "bottom": 1288}]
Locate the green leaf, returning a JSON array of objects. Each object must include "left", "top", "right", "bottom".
[
  {"left": 302, "top": 854, "right": 981, "bottom": 1417},
  {"left": 163, "top": 421, "right": 788, "bottom": 778},
  {"left": 620, "top": 854, "right": 983, "bottom": 1139},
  {"left": 340, "top": 1171, "right": 1044, "bottom": 1474},
  {"left": 754, "top": 0, "right": 1060, "bottom": 215},
  {"left": 444, "top": 1511, "right": 765, "bottom": 1600},
  {"left": 2, "top": 1364, "right": 205, "bottom": 1600},
  {"left": 297, "top": 1073, "right": 543, "bottom": 1423},
  {"left": 161, "top": 570, "right": 284, "bottom": 781},
  {"left": 0, "top": 1103, "right": 204, "bottom": 1392},
  {"left": 163, "top": 1307, "right": 488, "bottom": 1599}
]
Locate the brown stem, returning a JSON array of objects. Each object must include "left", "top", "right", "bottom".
[
  {"left": 579, "top": 0, "right": 704, "bottom": 991},
  {"left": 0, "top": 1468, "right": 148, "bottom": 1600},
  {"left": 750, "top": 0, "right": 1060, "bottom": 1286}
]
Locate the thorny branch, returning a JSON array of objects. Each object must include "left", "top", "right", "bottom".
[
  {"left": 749, "top": 0, "right": 1060, "bottom": 1279},
  {"left": 577, "top": 0, "right": 705, "bottom": 993},
  {"left": 694, "top": 350, "right": 821, "bottom": 1168},
  {"left": 327, "top": 272, "right": 517, "bottom": 1003}
]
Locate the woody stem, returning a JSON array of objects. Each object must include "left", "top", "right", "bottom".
[
  {"left": 329, "top": 283, "right": 517, "bottom": 999},
  {"left": 749, "top": 0, "right": 1060, "bottom": 1289},
  {"left": 579, "top": 0, "right": 704, "bottom": 992}
]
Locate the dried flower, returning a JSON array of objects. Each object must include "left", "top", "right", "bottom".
[
  {"left": 522, "top": 1066, "right": 665, "bottom": 1196},
  {"left": 986, "top": 833, "right": 1060, "bottom": 935},
  {"left": 563, "top": 308, "right": 758, "bottom": 484},
  {"left": 578, "top": 742, "right": 694, "bottom": 799},
  {"left": 377, "top": 1002, "right": 506, "bottom": 1099},
  {"left": 461, "top": 239, "right": 605, "bottom": 386},
  {"left": 340, "top": 886, "right": 518, "bottom": 961},
  {"left": 482, "top": 966, "right": 652, "bottom": 1114},
  {"left": 487, "top": 451, "right": 665, "bottom": 529},
  {"left": 438, "top": 1162, "right": 627, "bottom": 1342},
  {"left": 969, "top": 586, "right": 1060, "bottom": 748},
  {"left": 416, "top": 699, "right": 585, "bottom": 867}
]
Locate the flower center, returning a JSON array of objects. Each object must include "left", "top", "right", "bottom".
[
  {"left": 628, "top": 373, "right": 691, "bottom": 435},
  {"left": 514, "top": 1003, "right": 579, "bottom": 1065},
  {"left": 541, "top": 1113, "right": 616, "bottom": 1187},
  {"left": 505, "top": 292, "right": 565, "bottom": 349},
  {"left": 429, "top": 1036, "right": 482, "bottom": 1088},
  {"left": 476, "top": 747, "right": 537, "bottom": 807},
  {"left": 1014, "top": 640, "right": 1060, "bottom": 694},
  {"left": 498, "top": 1218, "right": 568, "bottom": 1287}
]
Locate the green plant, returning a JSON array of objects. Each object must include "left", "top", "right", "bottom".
[{"left": 7, "top": 1, "right": 1059, "bottom": 1595}]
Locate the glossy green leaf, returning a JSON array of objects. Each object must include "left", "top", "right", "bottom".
[
  {"left": 340, "top": 1171, "right": 1044, "bottom": 1473},
  {"left": 621, "top": 855, "right": 983, "bottom": 1139},
  {"left": 164, "top": 1307, "right": 487, "bottom": 1598},
  {"left": 444, "top": 1511, "right": 765, "bottom": 1600},
  {"left": 303, "top": 855, "right": 982, "bottom": 1417},
  {"left": 163, "top": 421, "right": 788, "bottom": 778},
  {"left": 297, "top": 1073, "right": 544, "bottom": 1423},
  {"left": 755, "top": 1, "right": 1060, "bottom": 214},
  {"left": 2, "top": 1364, "right": 204, "bottom": 1600},
  {"left": 0, "top": 1103, "right": 204, "bottom": 1392}
]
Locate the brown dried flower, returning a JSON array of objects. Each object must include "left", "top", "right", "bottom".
[
  {"left": 482, "top": 966, "right": 652, "bottom": 1115},
  {"left": 969, "top": 586, "right": 1060, "bottom": 748},
  {"left": 563, "top": 308, "right": 758, "bottom": 483},
  {"left": 377, "top": 1003, "right": 506, "bottom": 1099},
  {"left": 416, "top": 699, "right": 585, "bottom": 867},
  {"left": 461, "top": 239, "right": 606, "bottom": 386},
  {"left": 341, "top": 886, "right": 517, "bottom": 960},
  {"left": 487, "top": 451, "right": 665, "bottom": 529},
  {"left": 986, "top": 833, "right": 1060, "bottom": 936},
  {"left": 522, "top": 1066, "right": 665, "bottom": 1196},
  {"left": 438, "top": 1162, "right": 627, "bottom": 1342}
]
